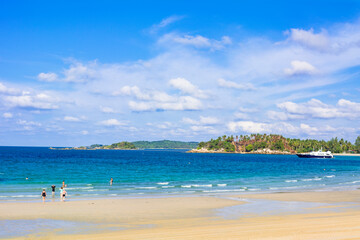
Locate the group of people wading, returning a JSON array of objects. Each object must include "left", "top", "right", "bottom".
[{"left": 41, "top": 180, "right": 67, "bottom": 203}]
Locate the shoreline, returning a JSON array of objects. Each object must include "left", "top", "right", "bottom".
[{"left": 2, "top": 190, "right": 360, "bottom": 239}]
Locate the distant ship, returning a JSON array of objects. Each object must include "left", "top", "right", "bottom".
[{"left": 296, "top": 149, "right": 334, "bottom": 158}]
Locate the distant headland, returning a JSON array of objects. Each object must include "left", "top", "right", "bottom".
[{"left": 50, "top": 140, "right": 199, "bottom": 150}]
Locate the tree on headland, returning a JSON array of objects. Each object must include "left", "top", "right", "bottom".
[{"left": 355, "top": 136, "right": 360, "bottom": 153}]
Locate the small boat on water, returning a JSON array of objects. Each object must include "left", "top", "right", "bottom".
[{"left": 296, "top": 149, "right": 334, "bottom": 158}]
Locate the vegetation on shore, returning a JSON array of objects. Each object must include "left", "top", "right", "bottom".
[
  {"left": 196, "top": 134, "right": 360, "bottom": 154},
  {"left": 132, "top": 140, "right": 198, "bottom": 149}
]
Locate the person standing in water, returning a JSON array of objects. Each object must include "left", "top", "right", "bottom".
[
  {"left": 110, "top": 177, "right": 113, "bottom": 186},
  {"left": 62, "top": 188, "right": 67, "bottom": 201},
  {"left": 60, "top": 187, "right": 64, "bottom": 201},
  {"left": 51, "top": 185, "right": 56, "bottom": 198},
  {"left": 41, "top": 189, "right": 46, "bottom": 203},
  {"left": 62, "top": 180, "right": 65, "bottom": 188}
]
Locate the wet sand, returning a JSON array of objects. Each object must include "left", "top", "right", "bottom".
[{"left": 2, "top": 191, "right": 360, "bottom": 239}]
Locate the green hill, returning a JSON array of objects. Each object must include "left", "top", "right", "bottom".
[{"left": 132, "top": 140, "right": 198, "bottom": 149}]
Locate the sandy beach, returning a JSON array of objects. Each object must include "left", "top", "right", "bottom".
[{"left": 2, "top": 190, "right": 360, "bottom": 239}]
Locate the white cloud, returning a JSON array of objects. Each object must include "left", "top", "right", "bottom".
[
  {"left": 217, "top": 78, "right": 255, "bottom": 90},
  {"left": 4, "top": 95, "right": 58, "bottom": 110},
  {"left": 17, "top": 119, "right": 41, "bottom": 130},
  {"left": 128, "top": 96, "right": 202, "bottom": 111},
  {"left": 151, "top": 15, "right": 184, "bottom": 32},
  {"left": 117, "top": 85, "right": 175, "bottom": 102},
  {"left": 0, "top": 82, "right": 20, "bottom": 95},
  {"left": 227, "top": 120, "right": 307, "bottom": 136},
  {"left": 63, "top": 62, "right": 97, "bottom": 83},
  {"left": 182, "top": 116, "right": 220, "bottom": 125},
  {"left": 284, "top": 60, "right": 317, "bottom": 76},
  {"left": 37, "top": 72, "right": 58, "bottom": 82},
  {"left": 100, "top": 106, "right": 115, "bottom": 113},
  {"left": 233, "top": 112, "right": 250, "bottom": 120},
  {"left": 81, "top": 130, "right": 89, "bottom": 135},
  {"left": 169, "top": 78, "right": 207, "bottom": 98},
  {"left": 190, "top": 125, "right": 218, "bottom": 134},
  {"left": 286, "top": 28, "right": 329, "bottom": 51},
  {"left": 267, "top": 110, "right": 304, "bottom": 121},
  {"left": 99, "top": 119, "right": 126, "bottom": 127},
  {"left": 3, "top": 112, "right": 13, "bottom": 118},
  {"left": 277, "top": 98, "right": 360, "bottom": 119},
  {"left": 159, "top": 33, "right": 232, "bottom": 50},
  {"left": 64, "top": 116, "right": 81, "bottom": 122}
]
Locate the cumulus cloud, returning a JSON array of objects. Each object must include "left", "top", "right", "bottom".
[
  {"left": 17, "top": 119, "right": 42, "bottom": 130},
  {"left": 182, "top": 116, "right": 220, "bottom": 125},
  {"left": 64, "top": 116, "right": 81, "bottom": 122},
  {"left": 267, "top": 110, "right": 304, "bottom": 121},
  {"left": 286, "top": 28, "right": 329, "bottom": 51},
  {"left": 169, "top": 78, "right": 207, "bottom": 98},
  {"left": 277, "top": 98, "right": 360, "bottom": 119},
  {"left": 217, "top": 78, "right": 255, "bottom": 90},
  {"left": 284, "top": 60, "right": 317, "bottom": 76},
  {"left": 190, "top": 125, "right": 218, "bottom": 134},
  {"left": 37, "top": 72, "right": 58, "bottom": 82},
  {"left": 128, "top": 96, "right": 202, "bottom": 111},
  {"left": 99, "top": 119, "right": 126, "bottom": 126},
  {"left": 227, "top": 120, "right": 320, "bottom": 136},
  {"left": 4, "top": 94, "right": 58, "bottom": 110},
  {"left": 3, "top": 112, "right": 13, "bottom": 118},
  {"left": 100, "top": 106, "right": 115, "bottom": 113}
]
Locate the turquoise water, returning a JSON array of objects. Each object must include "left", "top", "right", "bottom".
[{"left": 1, "top": 147, "right": 360, "bottom": 200}]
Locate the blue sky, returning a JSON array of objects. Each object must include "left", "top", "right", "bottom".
[{"left": 1, "top": 0, "right": 360, "bottom": 146}]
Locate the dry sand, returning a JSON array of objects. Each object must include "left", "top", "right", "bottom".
[{"left": 3, "top": 191, "right": 360, "bottom": 239}]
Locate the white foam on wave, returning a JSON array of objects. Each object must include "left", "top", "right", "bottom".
[
  {"left": 248, "top": 188, "right": 261, "bottom": 191},
  {"left": 301, "top": 177, "right": 322, "bottom": 182},
  {"left": 10, "top": 195, "right": 39, "bottom": 198},
  {"left": 86, "top": 184, "right": 92, "bottom": 186},
  {"left": 325, "top": 175, "right": 335, "bottom": 178},
  {"left": 86, "top": 189, "right": 109, "bottom": 192},
  {"left": 181, "top": 185, "right": 192, "bottom": 188},
  {"left": 217, "top": 184, "right": 227, "bottom": 187},
  {"left": 66, "top": 186, "right": 94, "bottom": 190},
  {"left": 157, "top": 182, "right": 169, "bottom": 185},
  {"left": 192, "top": 184, "right": 212, "bottom": 188},
  {"left": 285, "top": 180, "right": 298, "bottom": 183},
  {"left": 162, "top": 186, "right": 175, "bottom": 188},
  {"left": 137, "top": 187, "right": 157, "bottom": 189},
  {"left": 203, "top": 189, "right": 245, "bottom": 193}
]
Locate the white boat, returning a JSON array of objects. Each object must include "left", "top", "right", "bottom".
[{"left": 296, "top": 149, "right": 333, "bottom": 158}]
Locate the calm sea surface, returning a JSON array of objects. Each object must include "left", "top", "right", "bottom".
[{"left": 1, "top": 147, "right": 360, "bottom": 200}]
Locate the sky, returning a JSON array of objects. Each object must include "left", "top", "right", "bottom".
[{"left": 1, "top": 0, "right": 360, "bottom": 146}]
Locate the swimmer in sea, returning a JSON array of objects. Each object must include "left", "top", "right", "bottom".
[
  {"left": 110, "top": 177, "right": 113, "bottom": 186},
  {"left": 41, "top": 189, "right": 46, "bottom": 203},
  {"left": 62, "top": 180, "right": 65, "bottom": 188}
]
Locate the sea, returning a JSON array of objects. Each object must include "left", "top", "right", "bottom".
[{"left": 1, "top": 146, "right": 360, "bottom": 201}]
